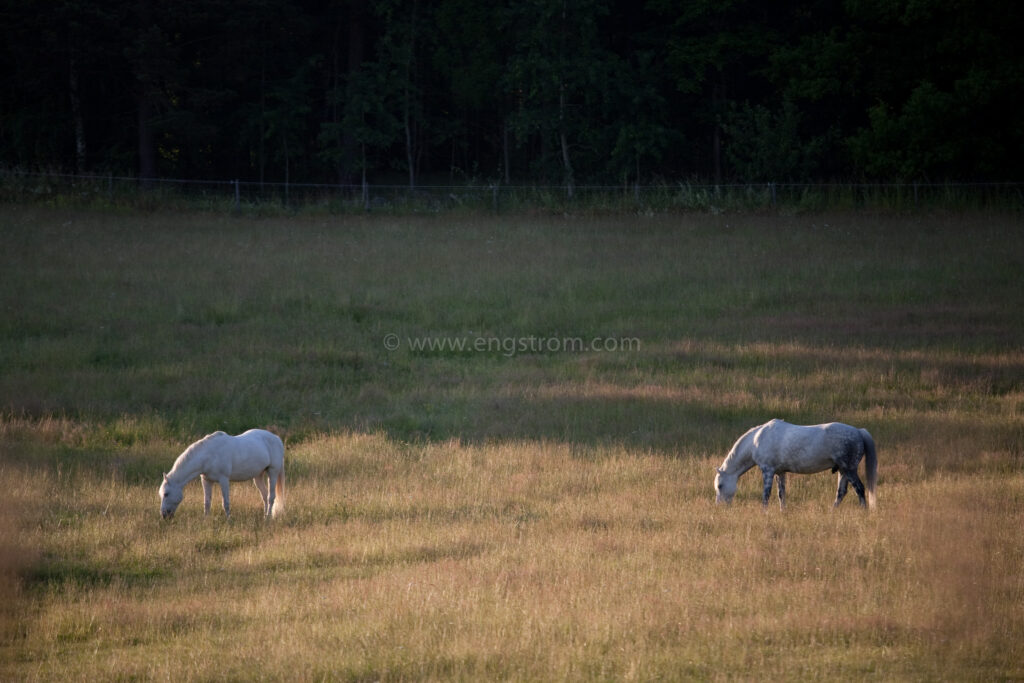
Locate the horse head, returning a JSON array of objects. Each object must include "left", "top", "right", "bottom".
[
  {"left": 714, "top": 467, "right": 738, "bottom": 504},
  {"left": 159, "top": 474, "right": 184, "bottom": 520}
]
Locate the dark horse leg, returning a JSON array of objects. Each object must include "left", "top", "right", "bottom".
[
  {"left": 835, "top": 469, "right": 867, "bottom": 507},
  {"left": 776, "top": 472, "right": 786, "bottom": 510},
  {"left": 761, "top": 468, "right": 775, "bottom": 507},
  {"left": 844, "top": 468, "right": 868, "bottom": 506},
  {"left": 833, "top": 472, "right": 849, "bottom": 507}
]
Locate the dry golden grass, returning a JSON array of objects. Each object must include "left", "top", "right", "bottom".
[{"left": 3, "top": 430, "right": 1023, "bottom": 680}]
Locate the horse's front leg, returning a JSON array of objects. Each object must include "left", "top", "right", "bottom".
[
  {"left": 218, "top": 477, "right": 231, "bottom": 518},
  {"left": 760, "top": 468, "right": 775, "bottom": 507},
  {"left": 201, "top": 475, "right": 213, "bottom": 516},
  {"left": 776, "top": 472, "right": 786, "bottom": 510}
]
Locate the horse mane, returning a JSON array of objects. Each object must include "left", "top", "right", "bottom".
[
  {"left": 720, "top": 423, "right": 763, "bottom": 472},
  {"left": 170, "top": 431, "right": 226, "bottom": 472}
]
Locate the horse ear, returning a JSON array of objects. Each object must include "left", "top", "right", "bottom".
[
  {"left": 163, "top": 473, "right": 169, "bottom": 482},
  {"left": 716, "top": 467, "right": 725, "bottom": 475}
]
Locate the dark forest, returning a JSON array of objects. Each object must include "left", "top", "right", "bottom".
[{"left": 3, "top": 0, "right": 1022, "bottom": 187}]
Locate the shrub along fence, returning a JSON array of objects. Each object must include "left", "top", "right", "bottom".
[{"left": 3, "top": 170, "right": 1022, "bottom": 213}]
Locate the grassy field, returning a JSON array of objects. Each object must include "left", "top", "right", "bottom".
[{"left": 1, "top": 205, "right": 1023, "bottom": 680}]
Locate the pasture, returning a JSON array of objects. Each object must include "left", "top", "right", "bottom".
[{"left": 1, "top": 205, "right": 1023, "bottom": 680}]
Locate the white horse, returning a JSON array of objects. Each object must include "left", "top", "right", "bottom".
[
  {"left": 159, "top": 429, "right": 285, "bottom": 520},
  {"left": 714, "top": 419, "right": 877, "bottom": 509}
]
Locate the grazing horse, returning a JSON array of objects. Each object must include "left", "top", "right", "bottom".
[
  {"left": 714, "top": 419, "right": 877, "bottom": 509},
  {"left": 159, "top": 429, "right": 285, "bottom": 519}
]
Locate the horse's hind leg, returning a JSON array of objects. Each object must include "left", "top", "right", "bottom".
[
  {"left": 776, "top": 472, "right": 786, "bottom": 510},
  {"left": 253, "top": 475, "right": 270, "bottom": 517},
  {"left": 265, "top": 469, "right": 278, "bottom": 518},
  {"left": 833, "top": 473, "right": 849, "bottom": 507},
  {"left": 218, "top": 477, "right": 231, "bottom": 518},
  {"left": 842, "top": 468, "right": 868, "bottom": 507}
]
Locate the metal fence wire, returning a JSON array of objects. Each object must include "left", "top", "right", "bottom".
[{"left": 3, "top": 171, "right": 1023, "bottom": 212}]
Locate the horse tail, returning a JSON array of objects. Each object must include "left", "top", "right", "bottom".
[
  {"left": 270, "top": 431, "right": 285, "bottom": 518},
  {"left": 860, "top": 428, "right": 878, "bottom": 510},
  {"left": 276, "top": 459, "right": 285, "bottom": 512}
]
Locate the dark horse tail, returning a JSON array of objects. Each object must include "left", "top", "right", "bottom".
[{"left": 859, "top": 428, "right": 878, "bottom": 509}]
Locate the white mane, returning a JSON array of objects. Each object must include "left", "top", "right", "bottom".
[
  {"left": 719, "top": 423, "right": 763, "bottom": 474},
  {"left": 168, "top": 431, "right": 226, "bottom": 474}
]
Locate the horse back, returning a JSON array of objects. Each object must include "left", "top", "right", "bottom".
[
  {"left": 202, "top": 429, "right": 284, "bottom": 480},
  {"left": 758, "top": 420, "right": 858, "bottom": 474},
  {"left": 237, "top": 429, "right": 285, "bottom": 467}
]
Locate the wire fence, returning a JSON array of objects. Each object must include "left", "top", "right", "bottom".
[{"left": 3, "top": 170, "right": 1023, "bottom": 213}]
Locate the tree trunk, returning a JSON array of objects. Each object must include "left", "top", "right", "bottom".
[
  {"left": 68, "top": 54, "right": 86, "bottom": 173},
  {"left": 341, "top": 0, "right": 365, "bottom": 184},
  {"left": 712, "top": 80, "right": 724, "bottom": 185},
  {"left": 559, "top": 84, "right": 574, "bottom": 199},
  {"left": 635, "top": 151, "right": 641, "bottom": 200},
  {"left": 283, "top": 136, "right": 290, "bottom": 206},
  {"left": 361, "top": 144, "right": 369, "bottom": 211},
  {"left": 713, "top": 125, "right": 721, "bottom": 186},
  {"left": 502, "top": 119, "right": 510, "bottom": 184},
  {"left": 138, "top": 96, "right": 156, "bottom": 185},
  {"left": 259, "top": 52, "right": 266, "bottom": 188},
  {"left": 405, "top": 108, "right": 415, "bottom": 189},
  {"left": 558, "top": 0, "right": 574, "bottom": 199},
  {"left": 403, "top": 0, "right": 419, "bottom": 190},
  {"left": 135, "top": 0, "right": 157, "bottom": 186}
]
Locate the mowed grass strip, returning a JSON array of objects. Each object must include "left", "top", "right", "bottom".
[{"left": 1, "top": 206, "right": 1023, "bottom": 679}]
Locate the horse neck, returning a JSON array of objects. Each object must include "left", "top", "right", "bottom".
[
  {"left": 721, "top": 435, "right": 757, "bottom": 476},
  {"left": 167, "top": 444, "right": 207, "bottom": 486}
]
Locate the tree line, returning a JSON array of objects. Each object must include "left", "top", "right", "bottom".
[{"left": 2, "top": 0, "right": 1022, "bottom": 189}]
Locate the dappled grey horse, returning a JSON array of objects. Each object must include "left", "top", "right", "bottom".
[{"left": 714, "top": 419, "right": 877, "bottom": 509}]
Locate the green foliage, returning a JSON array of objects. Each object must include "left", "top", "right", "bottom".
[
  {"left": 722, "top": 100, "right": 828, "bottom": 181},
  {"left": 320, "top": 60, "right": 401, "bottom": 179},
  {"left": 849, "top": 82, "right": 951, "bottom": 179},
  {"left": 1, "top": 0, "right": 1023, "bottom": 183}
]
